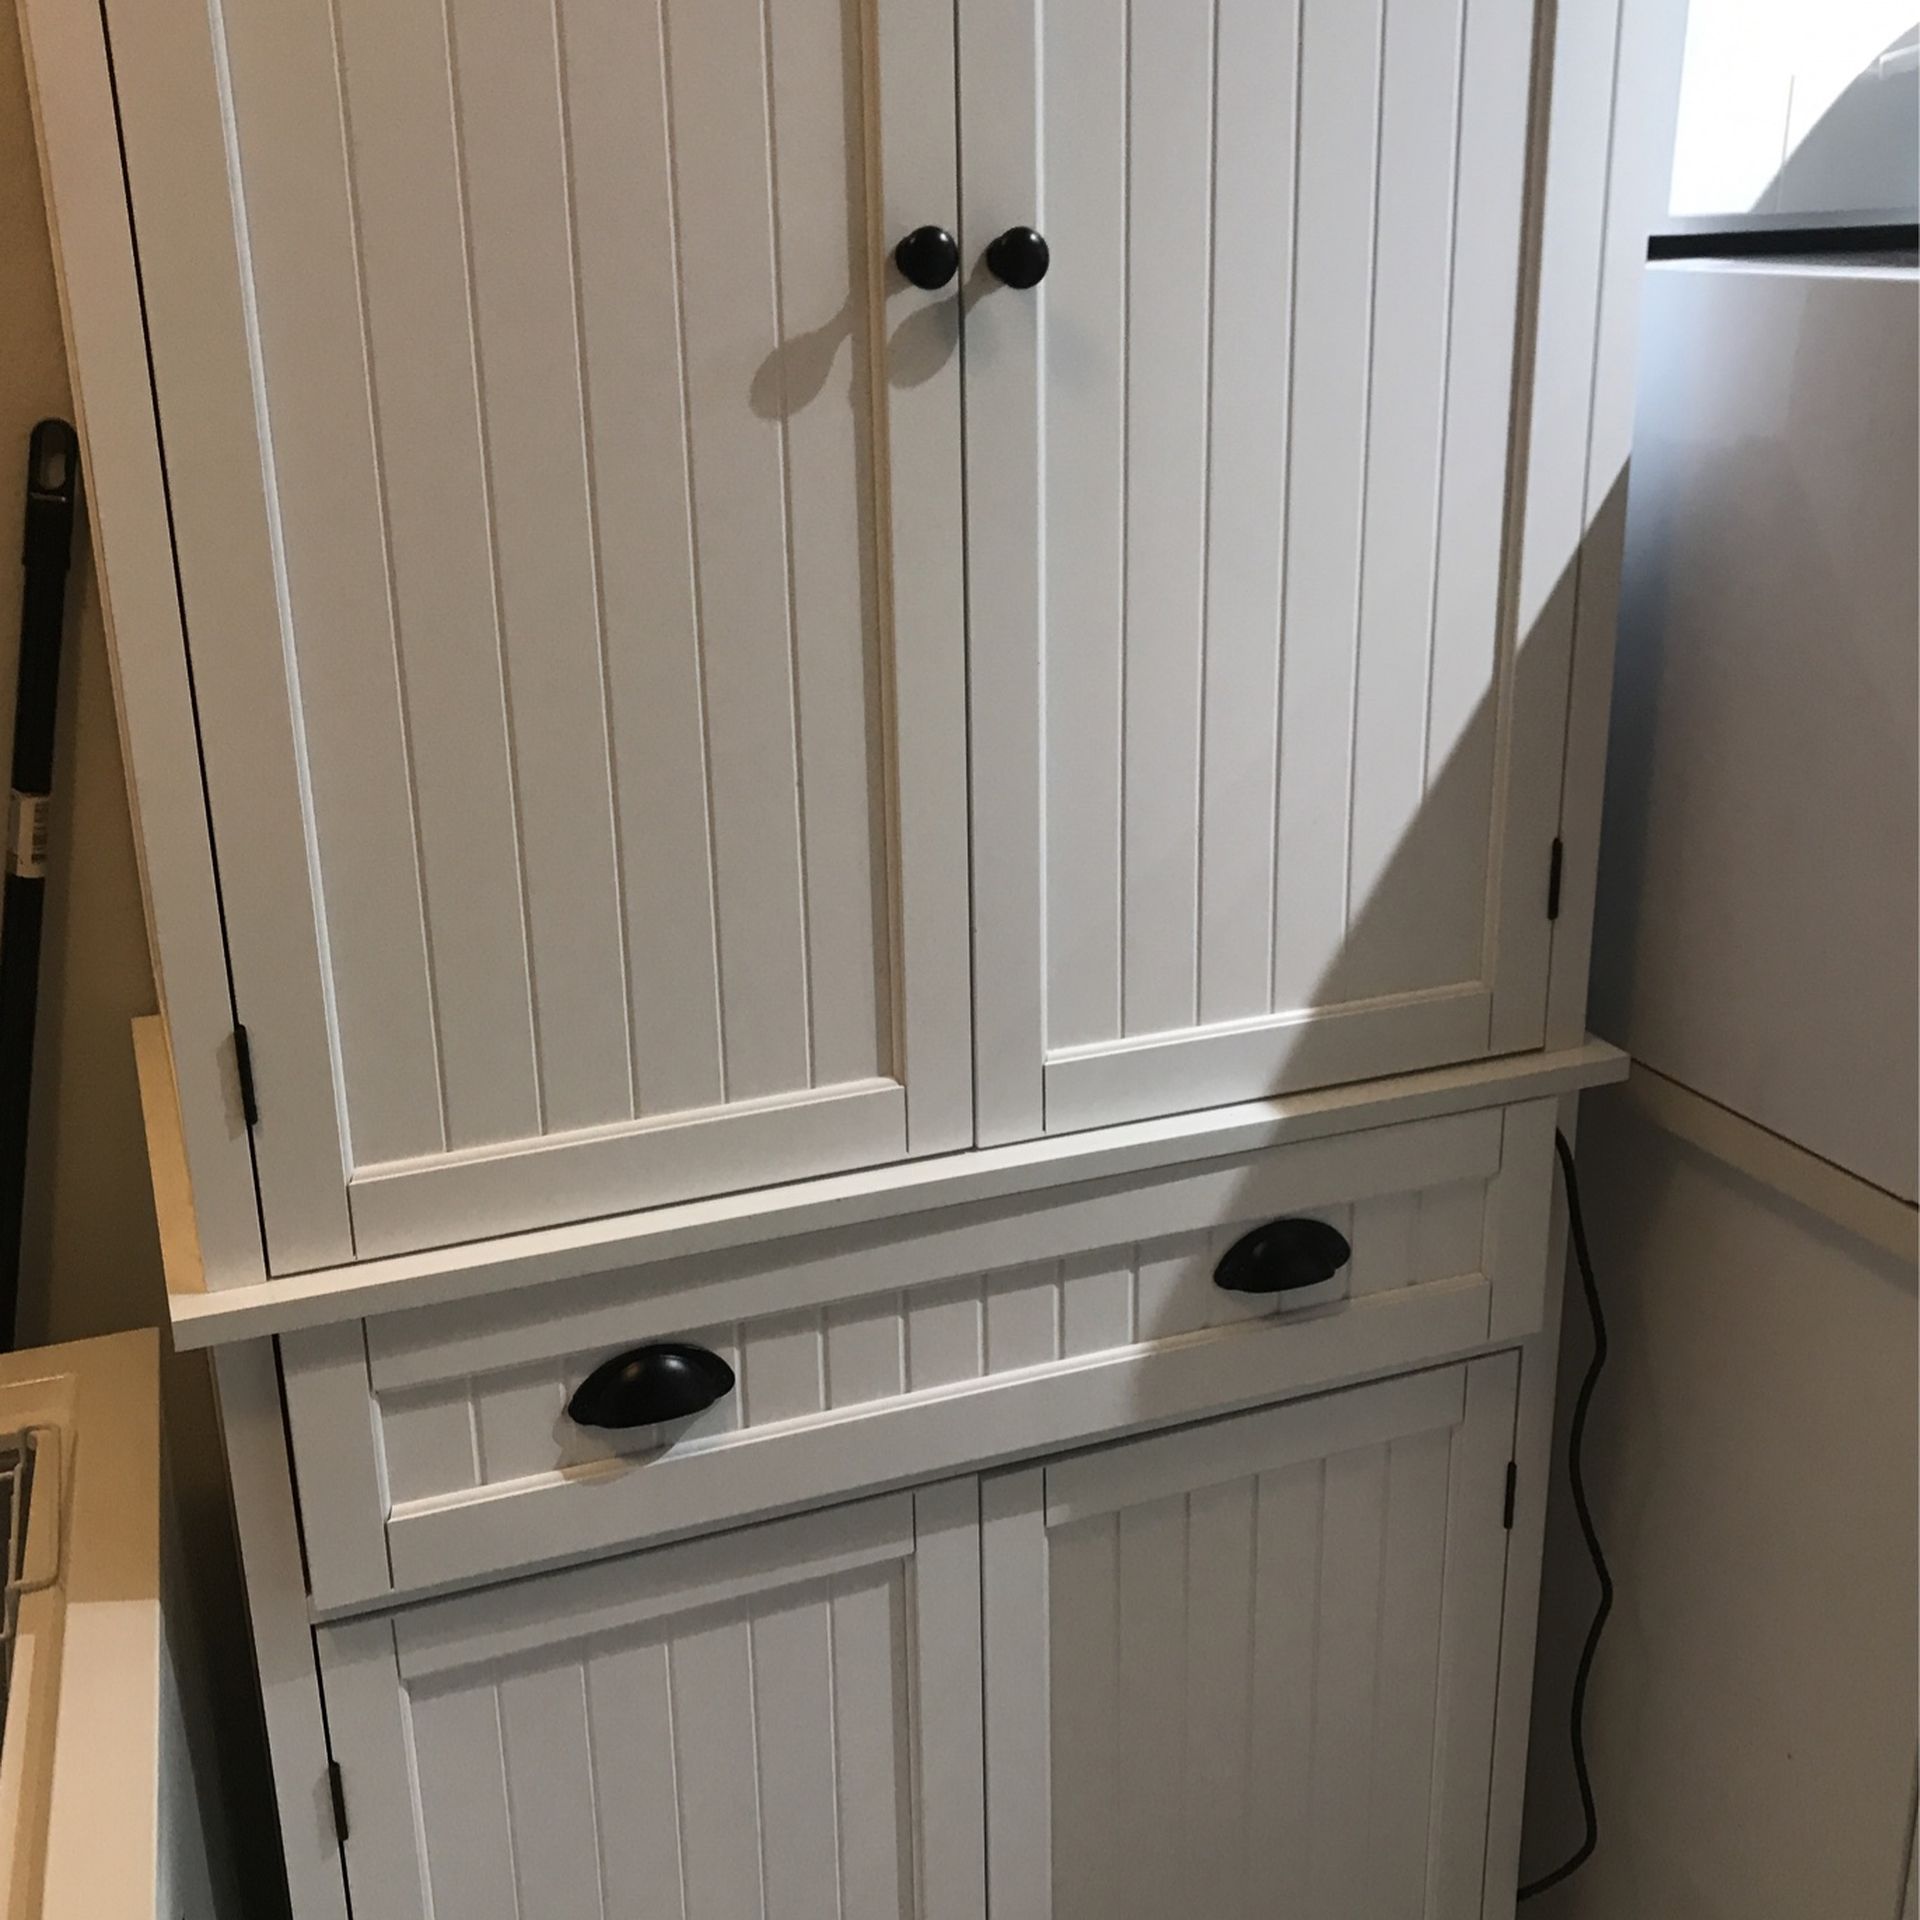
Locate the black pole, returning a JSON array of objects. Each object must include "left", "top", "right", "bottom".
[{"left": 0, "top": 421, "right": 78, "bottom": 1350}]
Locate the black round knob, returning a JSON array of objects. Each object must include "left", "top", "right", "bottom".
[
  {"left": 985, "top": 226, "right": 1050, "bottom": 289},
  {"left": 567, "top": 1343, "right": 736, "bottom": 1429},
  {"left": 894, "top": 225, "right": 960, "bottom": 290}
]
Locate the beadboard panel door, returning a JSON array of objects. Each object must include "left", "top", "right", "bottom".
[
  {"left": 318, "top": 1482, "right": 985, "bottom": 1920},
  {"left": 110, "top": 0, "right": 970, "bottom": 1266},
  {"left": 982, "top": 1354, "right": 1518, "bottom": 1919},
  {"left": 963, "top": 0, "right": 1550, "bottom": 1141}
]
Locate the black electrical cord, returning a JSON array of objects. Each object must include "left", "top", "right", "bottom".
[{"left": 1517, "top": 1128, "right": 1613, "bottom": 1903}]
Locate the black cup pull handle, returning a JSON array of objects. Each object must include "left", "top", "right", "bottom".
[
  {"left": 567, "top": 1343, "right": 737, "bottom": 1430},
  {"left": 1213, "top": 1217, "right": 1353, "bottom": 1296}
]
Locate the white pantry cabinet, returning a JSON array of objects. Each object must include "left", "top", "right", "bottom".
[{"left": 18, "top": 0, "right": 1682, "bottom": 1905}]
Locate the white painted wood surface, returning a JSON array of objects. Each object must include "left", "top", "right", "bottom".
[
  {"left": 1539, "top": 0, "right": 1690, "bottom": 1054},
  {"left": 982, "top": 1355, "right": 1517, "bottom": 1918},
  {"left": 283, "top": 1100, "right": 1559, "bottom": 1605},
  {"left": 89, "top": 0, "right": 1658, "bottom": 1276},
  {"left": 362, "top": 1273, "right": 1498, "bottom": 1603},
  {"left": 107, "top": 0, "right": 972, "bottom": 1265},
  {"left": 173, "top": 1041, "right": 1626, "bottom": 1348},
  {"left": 15, "top": 0, "right": 270, "bottom": 1287},
  {"left": 965, "top": 0, "right": 1553, "bottom": 1138},
  {"left": 208, "top": 1344, "right": 351, "bottom": 1920},
  {"left": 1482, "top": 1093, "right": 1576, "bottom": 1914},
  {"left": 96, "top": 0, "right": 356, "bottom": 1273},
  {"left": 319, "top": 1485, "right": 983, "bottom": 1920}
]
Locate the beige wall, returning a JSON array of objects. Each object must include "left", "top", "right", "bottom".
[
  {"left": 1522, "top": 1087, "right": 1917, "bottom": 1919},
  {"left": 1, "top": 8, "right": 282, "bottom": 1909}
]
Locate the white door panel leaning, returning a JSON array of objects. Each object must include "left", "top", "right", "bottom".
[
  {"left": 965, "top": 0, "right": 1549, "bottom": 1138},
  {"left": 318, "top": 1482, "right": 985, "bottom": 1920},
  {"left": 129, "top": 0, "right": 970, "bottom": 1262},
  {"left": 982, "top": 1354, "right": 1519, "bottom": 1919}
]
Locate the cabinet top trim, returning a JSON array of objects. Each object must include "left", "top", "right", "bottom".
[{"left": 154, "top": 1037, "right": 1625, "bottom": 1350}]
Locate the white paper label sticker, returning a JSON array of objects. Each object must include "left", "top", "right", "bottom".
[{"left": 8, "top": 791, "right": 48, "bottom": 881}]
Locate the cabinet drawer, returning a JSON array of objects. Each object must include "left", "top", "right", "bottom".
[{"left": 285, "top": 1100, "right": 1556, "bottom": 1609}]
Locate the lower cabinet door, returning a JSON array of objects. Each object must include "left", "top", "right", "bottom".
[
  {"left": 317, "top": 1482, "right": 984, "bottom": 1920},
  {"left": 982, "top": 1355, "right": 1519, "bottom": 1920}
]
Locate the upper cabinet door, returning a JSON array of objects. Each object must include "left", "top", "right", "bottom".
[
  {"left": 963, "top": 0, "right": 1554, "bottom": 1142},
  {"left": 112, "top": 0, "right": 971, "bottom": 1265}
]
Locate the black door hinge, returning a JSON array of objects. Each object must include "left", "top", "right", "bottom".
[
  {"left": 233, "top": 1024, "right": 259, "bottom": 1129},
  {"left": 328, "top": 1759, "right": 349, "bottom": 1846},
  {"left": 1546, "top": 838, "right": 1565, "bottom": 921},
  {"left": 1503, "top": 1460, "right": 1518, "bottom": 1530}
]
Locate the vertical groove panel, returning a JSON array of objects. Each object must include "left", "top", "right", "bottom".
[
  {"left": 410, "top": 1683, "right": 521, "bottom": 1920},
  {"left": 1243, "top": 1461, "right": 1323, "bottom": 1906},
  {"left": 332, "top": 0, "right": 539, "bottom": 1148},
  {"left": 662, "top": 0, "right": 812, "bottom": 1100},
  {"left": 379, "top": 1388, "right": 482, "bottom": 1505},
  {"left": 1060, "top": 1252, "right": 1135, "bottom": 1358},
  {"left": 447, "top": 0, "right": 633, "bottom": 1131},
  {"left": 751, "top": 1599, "right": 843, "bottom": 1917},
  {"left": 1041, "top": 0, "right": 1129, "bottom": 1050},
  {"left": 1195, "top": 0, "right": 1299, "bottom": 1026},
  {"left": 585, "top": 1640, "right": 688, "bottom": 1920},
  {"left": 1366, "top": 1430, "right": 1452, "bottom": 1916},
  {"left": 669, "top": 1617, "right": 766, "bottom": 1919},
  {"left": 1271, "top": 0, "right": 1385, "bottom": 1013},
  {"left": 1307, "top": 1442, "right": 1389, "bottom": 1918},
  {"left": 1020, "top": 0, "right": 1533, "bottom": 1102},
  {"left": 765, "top": 0, "right": 891, "bottom": 1089},
  {"left": 830, "top": 1571, "right": 914, "bottom": 1920},
  {"left": 985, "top": 1262, "right": 1064, "bottom": 1372},
  {"left": 742, "top": 1310, "right": 829, "bottom": 1425},
  {"left": 824, "top": 1295, "right": 908, "bottom": 1407},
  {"left": 1182, "top": 1480, "right": 1258, "bottom": 1920},
  {"left": 1340, "top": 0, "right": 1471, "bottom": 1004},
  {"left": 1428, "top": 0, "right": 1538, "bottom": 991},
  {"left": 1048, "top": 1517, "right": 1123, "bottom": 1920},
  {"left": 1350, "top": 1191, "right": 1420, "bottom": 1298},
  {"left": 1132, "top": 1233, "right": 1201, "bottom": 1344},
  {"left": 1116, "top": 1495, "right": 1190, "bottom": 1919},
  {"left": 474, "top": 1366, "right": 569, "bottom": 1486},
  {"left": 219, "top": 0, "right": 444, "bottom": 1164},
  {"left": 1118, "top": 0, "right": 1216, "bottom": 1036},
  {"left": 906, "top": 1277, "right": 986, "bottom": 1390},
  {"left": 559, "top": 0, "right": 726, "bottom": 1118},
  {"left": 497, "top": 1662, "right": 607, "bottom": 1920}
]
